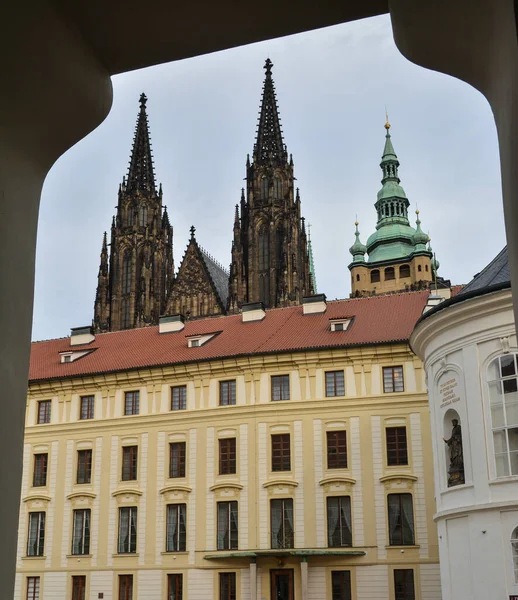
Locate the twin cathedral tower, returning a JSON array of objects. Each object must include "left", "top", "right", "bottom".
[
  {"left": 94, "top": 59, "right": 314, "bottom": 332},
  {"left": 94, "top": 59, "right": 442, "bottom": 333}
]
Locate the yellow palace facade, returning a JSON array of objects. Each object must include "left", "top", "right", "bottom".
[{"left": 17, "top": 293, "right": 440, "bottom": 600}]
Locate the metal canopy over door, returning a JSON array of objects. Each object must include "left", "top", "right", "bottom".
[{"left": 270, "top": 569, "right": 294, "bottom": 600}]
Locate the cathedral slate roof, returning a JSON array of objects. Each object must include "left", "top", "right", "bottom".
[
  {"left": 199, "top": 247, "right": 229, "bottom": 309},
  {"left": 30, "top": 291, "right": 429, "bottom": 382}
]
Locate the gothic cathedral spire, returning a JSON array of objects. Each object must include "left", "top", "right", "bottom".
[
  {"left": 228, "top": 59, "right": 313, "bottom": 312},
  {"left": 93, "top": 94, "right": 174, "bottom": 332}
]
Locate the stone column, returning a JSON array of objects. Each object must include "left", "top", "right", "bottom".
[{"left": 301, "top": 557, "right": 308, "bottom": 600}]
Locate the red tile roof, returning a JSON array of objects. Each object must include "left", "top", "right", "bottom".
[
  {"left": 450, "top": 284, "right": 464, "bottom": 297},
  {"left": 29, "top": 291, "right": 430, "bottom": 382}
]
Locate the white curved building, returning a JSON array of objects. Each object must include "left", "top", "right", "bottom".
[{"left": 411, "top": 248, "right": 518, "bottom": 600}]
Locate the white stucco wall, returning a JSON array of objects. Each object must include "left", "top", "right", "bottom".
[{"left": 412, "top": 288, "right": 518, "bottom": 600}]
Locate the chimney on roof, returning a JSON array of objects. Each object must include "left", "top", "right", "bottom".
[
  {"left": 422, "top": 295, "right": 444, "bottom": 314},
  {"left": 302, "top": 294, "right": 327, "bottom": 315},
  {"left": 159, "top": 314, "right": 185, "bottom": 333},
  {"left": 241, "top": 302, "right": 266, "bottom": 323},
  {"left": 70, "top": 326, "right": 95, "bottom": 346}
]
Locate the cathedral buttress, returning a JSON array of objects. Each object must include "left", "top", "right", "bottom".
[
  {"left": 93, "top": 94, "right": 174, "bottom": 332},
  {"left": 228, "top": 59, "right": 313, "bottom": 312}
]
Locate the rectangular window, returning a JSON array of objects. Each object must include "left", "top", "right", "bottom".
[
  {"left": 386, "top": 427, "right": 408, "bottom": 466},
  {"left": 327, "top": 431, "right": 347, "bottom": 469},
  {"left": 171, "top": 386, "right": 187, "bottom": 411},
  {"left": 37, "top": 400, "right": 51, "bottom": 424},
  {"left": 327, "top": 496, "right": 352, "bottom": 547},
  {"left": 168, "top": 574, "right": 183, "bottom": 600},
  {"left": 118, "top": 575, "right": 133, "bottom": 600},
  {"left": 271, "top": 498, "right": 294, "bottom": 549},
  {"left": 326, "top": 371, "right": 345, "bottom": 397},
  {"left": 72, "top": 509, "right": 91, "bottom": 555},
  {"left": 331, "top": 571, "right": 352, "bottom": 600},
  {"left": 169, "top": 442, "right": 186, "bottom": 478},
  {"left": 33, "top": 453, "right": 48, "bottom": 487},
  {"left": 219, "top": 438, "right": 237, "bottom": 475},
  {"left": 118, "top": 507, "right": 137, "bottom": 553},
  {"left": 217, "top": 501, "right": 238, "bottom": 550},
  {"left": 80, "top": 395, "right": 95, "bottom": 420},
  {"left": 72, "top": 508, "right": 91, "bottom": 554},
  {"left": 219, "top": 573, "right": 236, "bottom": 600},
  {"left": 77, "top": 449, "right": 92, "bottom": 484},
  {"left": 166, "top": 504, "right": 187, "bottom": 552},
  {"left": 124, "top": 391, "right": 139, "bottom": 415},
  {"left": 122, "top": 446, "right": 138, "bottom": 481},
  {"left": 220, "top": 380, "right": 237, "bottom": 406},
  {"left": 383, "top": 366, "right": 405, "bottom": 393},
  {"left": 271, "top": 375, "right": 290, "bottom": 401},
  {"left": 72, "top": 576, "right": 86, "bottom": 600},
  {"left": 394, "top": 569, "right": 415, "bottom": 600},
  {"left": 26, "top": 577, "right": 40, "bottom": 600},
  {"left": 271, "top": 434, "right": 291, "bottom": 472},
  {"left": 388, "top": 494, "right": 415, "bottom": 546},
  {"left": 27, "top": 511, "right": 45, "bottom": 556}
]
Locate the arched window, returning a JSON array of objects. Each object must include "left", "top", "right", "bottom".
[
  {"left": 400, "top": 264, "right": 410, "bottom": 278},
  {"left": 511, "top": 527, "right": 518, "bottom": 582},
  {"left": 139, "top": 205, "right": 148, "bottom": 226},
  {"left": 274, "top": 177, "right": 282, "bottom": 199},
  {"left": 418, "top": 265, "right": 422, "bottom": 272},
  {"left": 127, "top": 208, "right": 134, "bottom": 226},
  {"left": 121, "top": 298, "right": 130, "bottom": 329},
  {"left": 385, "top": 267, "right": 395, "bottom": 281},
  {"left": 261, "top": 176, "right": 269, "bottom": 199},
  {"left": 488, "top": 354, "right": 518, "bottom": 477},
  {"left": 356, "top": 274, "right": 360, "bottom": 282},
  {"left": 122, "top": 253, "right": 132, "bottom": 295},
  {"left": 425, "top": 265, "right": 429, "bottom": 272},
  {"left": 371, "top": 270, "right": 380, "bottom": 283},
  {"left": 258, "top": 227, "right": 269, "bottom": 272}
]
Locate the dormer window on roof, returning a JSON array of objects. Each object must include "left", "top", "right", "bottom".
[
  {"left": 59, "top": 350, "right": 94, "bottom": 364},
  {"left": 186, "top": 332, "right": 220, "bottom": 348},
  {"left": 330, "top": 318, "right": 352, "bottom": 332}
]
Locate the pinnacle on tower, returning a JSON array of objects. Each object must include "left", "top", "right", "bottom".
[
  {"left": 253, "top": 59, "right": 287, "bottom": 165},
  {"left": 349, "top": 221, "right": 367, "bottom": 263},
  {"left": 126, "top": 93, "right": 156, "bottom": 194},
  {"left": 99, "top": 232, "right": 109, "bottom": 275},
  {"left": 307, "top": 223, "right": 317, "bottom": 292}
]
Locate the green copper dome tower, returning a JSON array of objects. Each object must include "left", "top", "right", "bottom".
[
  {"left": 365, "top": 120, "right": 417, "bottom": 262},
  {"left": 349, "top": 117, "right": 438, "bottom": 297}
]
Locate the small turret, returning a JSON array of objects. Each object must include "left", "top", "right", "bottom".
[
  {"left": 413, "top": 209, "right": 429, "bottom": 250},
  {"left": 349, "top": 221, "right": 367, "bottom": 263}
]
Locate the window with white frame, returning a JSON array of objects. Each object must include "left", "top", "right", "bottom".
[
  {"left": 118, "top": 506, "right": 137, "bottom": 553},
  {"left": 488, "top": 354, "right": 518, "bottom": 476},
  {"left": 72, "top": 509, "right": 91, "bottom": 555},
  {"left": 27, "top": 512, "right": 46, "bottom": 556},
  {"left": 270, "top": 498, "right": 294, "bottom": 549},
  {"left": 166, "top": 504, "right": 186, "bottom": 552}
]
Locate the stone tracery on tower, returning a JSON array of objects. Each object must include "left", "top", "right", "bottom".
[
  {"left": 94, "top": 62, "right": 316, "bottom": 331},
  {"left": 228, "top": 59, "right": 314, "bottom": 312}
]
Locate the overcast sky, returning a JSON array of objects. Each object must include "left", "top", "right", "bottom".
[{"left": 33, "top": 14, "right": 505, "bottom": 341}]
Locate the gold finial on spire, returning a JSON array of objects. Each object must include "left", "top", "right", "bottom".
[
  {"left": 384, "top": 108, "right": 390, "bottom": 130},
  {"left": 355, "top": 214, "right": 359, "bottom": 227}
]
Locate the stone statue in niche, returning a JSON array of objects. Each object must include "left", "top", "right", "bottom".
[{"left": 444, "top": 418, "right": 465, "bottom": 486}]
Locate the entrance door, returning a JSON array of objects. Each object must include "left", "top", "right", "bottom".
[{"left": 270, "top": 569, "right": 294, "bottom": 600}]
